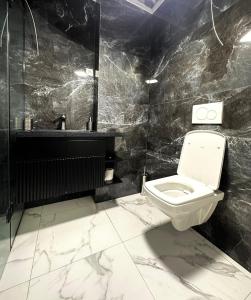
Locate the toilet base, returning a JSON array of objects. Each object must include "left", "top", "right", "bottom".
[{"left": 143, "top": 186, "right": 224, "bottom": 231}]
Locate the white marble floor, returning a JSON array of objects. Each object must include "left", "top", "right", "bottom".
[{"left": 0, "top": 194, "right": 250, "bottom": 300}]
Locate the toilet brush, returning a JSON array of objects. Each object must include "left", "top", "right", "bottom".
[{"left": 141, "top": 166, "right": 148, "bottom": 195}]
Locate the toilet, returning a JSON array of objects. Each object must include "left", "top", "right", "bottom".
[{"left": 143, "top": 130, "right": 226, "bottom": 231}]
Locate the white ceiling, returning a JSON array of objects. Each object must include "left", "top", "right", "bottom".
[{"left": 126, "top": 0, "right": 166, "bottom": 14}]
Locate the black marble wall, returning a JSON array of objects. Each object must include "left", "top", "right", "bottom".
[
  {"left": 97, "top": 0, "right": 152, "bottom": 198},
  {"left": 24, "top": 0, "right": 99, "bottom": 129},
  {"left": 147, "top": 0, "right": 251, "bottom": 271}
]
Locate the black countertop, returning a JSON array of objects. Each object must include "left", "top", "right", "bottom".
[{"left": 14, "top": 130, "right": 122, "bottom": 138}]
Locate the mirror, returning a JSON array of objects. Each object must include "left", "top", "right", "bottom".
[{"left": 23, "top": 0, "right": 100, "bottom": 130}]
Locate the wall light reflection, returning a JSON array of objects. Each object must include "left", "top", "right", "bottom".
[{"left": 240, "top": 30, "right": 251, "bottom": 43}]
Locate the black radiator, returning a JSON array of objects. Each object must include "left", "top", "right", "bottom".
[{"left": 15, "top": 156, "right": 105, "bottom": 204}]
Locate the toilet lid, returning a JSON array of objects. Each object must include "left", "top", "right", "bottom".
[{"left": 177, "top": 130, "right": 226, "bottom": 190}]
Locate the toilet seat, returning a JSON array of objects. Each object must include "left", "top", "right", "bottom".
[
  {"left": 143, "top": 130, "right": 226, "bottom": 231},
  {"left": 144, "top": 175, "right": 214, "bottom": 206}
]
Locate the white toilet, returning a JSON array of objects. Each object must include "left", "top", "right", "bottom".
[{"left": 144, "top": 130, "right": 226, "bottom": 231}]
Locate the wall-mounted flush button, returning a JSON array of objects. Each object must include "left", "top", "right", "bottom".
[
  {"left": 196, "top": 107, "right": 207, "bottom": 120},
  {"left": 207, "top": 110, "right": 217, "bottom": 120},
  {"left": 192, "top": 102, "right": 223, "bottom": 124}
]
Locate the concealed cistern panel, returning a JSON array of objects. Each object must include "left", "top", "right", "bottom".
[{"left": 192, "top": 102, "right": 223, "bottom": 124}]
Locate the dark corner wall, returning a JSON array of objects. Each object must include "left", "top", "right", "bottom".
[
  {"left": 97, "top": 0, "right": 151, "bottom": 198},
  {"left": 147, "top": 0, "right": 251, "bottom": 271}
]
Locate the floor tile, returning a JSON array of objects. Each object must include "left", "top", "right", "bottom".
[
  {"left": 0, "top": 210, "right": 41, "bottom": 292},
  {"left": 245, "top": 292, "right": 251, "bottom": 300},
  {"left": 0, "top": 265, "right": 5, "bottom": 282},
  {"left": 103, "top": 193, "right": 171, "bottom": 241},
  {"left": 28, "top": 244, "right": 153, "bottom": 300},
  {"left": 25, "top": 206, "right": 43, "bottom": 216},
  {"left": 0, "top": 258, "right": 33, "bottom": 292},
  {"left": 7, "top": 210, "right": 41, "bottom": 263},
  {"left": 0, "top": 216, "right": 10, "bottom": 268},
  {"left": 31, "top": 204, "right": 121, "bottom": 278},
  {"left": 0, "top": 282, "right": 29, "bottom": 300},
  {"left": 125, "top": 223, "right": 251, "bottom": 300},
  {"left": 41, "top": 196, "right": 96, "bottom": 216},
  {"left": 2, "top": 193, "right": 251, "bottom": 300}
]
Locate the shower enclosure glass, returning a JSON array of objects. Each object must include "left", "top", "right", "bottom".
[
  {"left": 0, "top": 0, "right": 25, "bottom": 279},
  {"left": 9, "top": 0, "right": 25, "bottom": 245},
  {"left": 0, "top": 0, "right": 11, "bottom": 279}
]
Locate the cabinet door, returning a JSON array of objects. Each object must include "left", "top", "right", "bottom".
[
  {"left": 65, "top": 140, "right": 105, "bottom": 194},
  {"left": 15, "top": 138, "right": 107, "bottom": 204}
]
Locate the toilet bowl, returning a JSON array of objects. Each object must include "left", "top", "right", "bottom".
[{"left": 143, "top": 130, "right": 226, "bottom": 231}]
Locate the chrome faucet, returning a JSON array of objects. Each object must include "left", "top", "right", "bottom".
[{"left": 53, "top": 114, "right": 66, "bottom": 130}]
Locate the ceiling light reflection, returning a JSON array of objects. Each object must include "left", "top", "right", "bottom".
[
  {"left": 74, "top": 68, "right": 93, "bottom": 78},
  {"left": 145, "top": 79, "right": 158, "bottom": 84}
]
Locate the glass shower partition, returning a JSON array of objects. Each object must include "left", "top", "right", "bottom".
[
  {"left": 9, "top": 0, "right": 25, "bottom": 245},
  {"left": 0, "top": 0, "right": 11, "bottom": 279},
  {"left": 0, "top": 0, "right": 25, "bottom": 280}
]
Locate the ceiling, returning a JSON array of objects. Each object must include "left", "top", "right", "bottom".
[{"left": 126, "top": 0, "right": 166, "bottom": 14}]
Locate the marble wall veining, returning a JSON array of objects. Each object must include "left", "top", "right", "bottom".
[
  {"left": 97, "top": 0, "right": 151, "bottom": 198},
  {"left": 24, "top": 0, "right": 99, "bottom": 130},
  {"left": 147, "top": 0, "right": 251, "bottom": 271}
]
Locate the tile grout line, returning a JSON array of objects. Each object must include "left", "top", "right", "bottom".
[
  {"left": 0, "top": 207, "right": 43, "bottom": 296},
  {"left": 24, "top": 240, "right": 123, "bottom": 282},
  {"left": 0, "top": 206, "right": 45, "bottom": 297},
  {"left": 0, "top": 280, "right": 30, "bottom": 295},
  {"left": 25, "top": 206, "right": 43, "bottom": 300},
  {"left": 101, "top": 205, "right": 155, "bottom": 299},
  {"left": 244, "top": 292, "right": 251, "bottom": 300},
  {"left": 101, "top": 205, "right": 170, "bottom": 244},
  {"left": 121, "top": 241, "right": 155, "bottom": 300},
  {"left": 100, "top": 205, "right": 124, "bottom": 244},
  {"left": 0, "top": 210, "right": 41, "bottom": 294}
]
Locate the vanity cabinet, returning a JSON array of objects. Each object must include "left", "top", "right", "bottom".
[{"left": 13, "top": 131, "right": 120, "bottom": 206}]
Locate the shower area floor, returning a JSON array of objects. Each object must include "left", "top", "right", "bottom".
[{"left": 0, "top": 193, "right": 250, "bottom": 300}]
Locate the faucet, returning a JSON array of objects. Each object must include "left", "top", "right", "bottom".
[{"left": 53, "top": 114, "right": 66, "bottom": 130}]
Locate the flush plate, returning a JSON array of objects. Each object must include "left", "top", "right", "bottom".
[{"left": 192, "top": 102, "right": 224, "bottom": 124}]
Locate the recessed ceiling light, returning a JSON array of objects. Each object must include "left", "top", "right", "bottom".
[{"left": 240, "top": 30, "right": 251, "bottom": 43}]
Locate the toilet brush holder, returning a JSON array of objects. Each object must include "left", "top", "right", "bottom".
[{"left": 141, "top": 168, "right": 148, "bottom": 195}]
